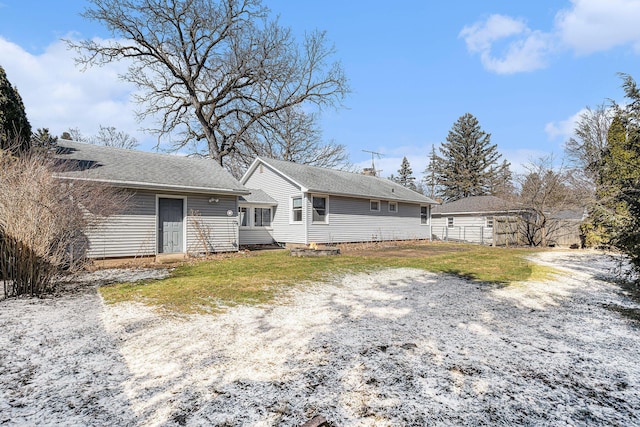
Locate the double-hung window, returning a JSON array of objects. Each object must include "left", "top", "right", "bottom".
[
  {"left": 292, "top": 197, "right": 303, "bottom": 222},
  {"left": 420, "top": 206, "right": 429, "bottom": 224},
  {"left": 447, "top": 217, "right": 454, "bottom": 228},
  {"left": 370, "top": 200, "right": 380, "bottom": 212},
  {"left": 312, "top": 196, "right": 327, "bottom": 223},
  {"left": 389, "top": 202, "right": 398, "bottom": 213}
]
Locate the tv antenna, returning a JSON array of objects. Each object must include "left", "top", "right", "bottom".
[{"left": 362, "top": 150, "right": 383, "bottom": 176}]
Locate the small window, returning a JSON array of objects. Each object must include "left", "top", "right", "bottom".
[
  {"left": 312, "top": 196, "right": 327, "bottom": 223},
  {"left": 389, "top": 202, "right": 398, "bottom": 213},
  {"left": 254, "top": 207, "right": 271, "bottom": 227},
  {"left": 486, "top": 217, "right": 494, "bottom": 228},
  {"left": 370, "top": 200, "right": 380, "bottom": 212},
  {"left": 420, "top": 206, "right": 429, "bottom": 224},
  {"left": 239, "top": 207, "right": 249, "bottom": 227},
  {"left": 292, "top": 197, "right": 302, "bottom": 222},
  {"left": 447, "top": 217, "right": 454, "bottom": 228}
]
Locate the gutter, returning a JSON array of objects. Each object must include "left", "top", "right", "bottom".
[{"left": 54, "top": 175, "right": 251, "bottom": 196}]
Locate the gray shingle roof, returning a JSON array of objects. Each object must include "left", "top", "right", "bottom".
[
  {"left": 250, "top": 157, "right": 437, "bottom": 204},
  {"left": 53, "top": 140, "right": 248, "bottom": 195},
  {"left": 240, "top": 189, "right": 277, "bottom": 205},
  {"left": 432, "top": 196, "right": 520, "bottom": 214}
]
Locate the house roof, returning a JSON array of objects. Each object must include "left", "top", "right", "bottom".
[
  {"left": 432, "top": 195, "right": 521, "bottom": 215},
  {"left": 239, "top": 189, "right": 278, "bottom": 205},
  {"left": 243, "top": 157, "right": 438, "bottom": 205},
  {"left": 53, "top": 140, "right": 249, "bottom": 195},
  {"left": 552, "top": 208, "right": 587, "bottom": 221}
]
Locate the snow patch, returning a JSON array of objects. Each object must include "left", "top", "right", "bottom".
[{"left": 1, "top": 254, "right": 639, "bottom": 425}]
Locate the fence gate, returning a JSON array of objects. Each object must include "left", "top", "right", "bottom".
[{"left": 493, "top": 216, "right": 520, "bottom": 246}]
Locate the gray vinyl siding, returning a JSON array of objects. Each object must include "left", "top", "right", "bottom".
[
  {"left": 244, "top": 164, "right": 306, "bottom": 244},
  {"left": 431, "top": 214, "right": 493, "bottom": 244},
  {"left": 85, "top": 191, "right": 156, "bottom": 258},
  {"left": 85, "top": 190, "right": 241, "bottom": 258},
  {"left": 186, "top": 195, "right": 239, "bottom": 253},
  {"left": 307, "top": 196, "right": 431, "bottom": 243}
]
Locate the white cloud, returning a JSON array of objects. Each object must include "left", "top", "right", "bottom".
[
  {"left": 459, "top": 15, "right": 552, "bottom": 74},
  {"left": 0, "top": 36, "right": 155, "bottom": 148},
  {"left": 544, "top": 108, "right": 587, "bottom": 141},
  {"left": 556, "top": 0, "right": 640, "bottom": 54},
  {"left": 462, "top": 0, "right": 640, "bottom": 73}
]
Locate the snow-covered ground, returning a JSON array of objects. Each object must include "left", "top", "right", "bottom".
[{"left": 1, "top": 251, "right": 639, "bottom": 426}]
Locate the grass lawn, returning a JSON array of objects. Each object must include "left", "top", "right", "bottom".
[{"left": 99, "top": 242, "right": 552, "bottom": 314}]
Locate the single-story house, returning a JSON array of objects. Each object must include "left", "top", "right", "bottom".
[
  {"left": 431, "top": 195, "right": 522, "bottom": 245},
  {"left": 53, "top": 140, "right": 250, "bottom": 259},
  {"left": 240, "top": 157, "right": 438, "bottom": 245}
]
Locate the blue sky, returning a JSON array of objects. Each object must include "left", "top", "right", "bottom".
[{"left": 1, "top": 0, "right": 640, "bottom": 178}]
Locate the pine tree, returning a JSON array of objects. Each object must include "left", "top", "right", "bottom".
[
  {"left": 0, "top": 65, "right": 31, "bottom": 153},
  {"left": 432, "top": 113, "right": 507, "bottom": 202},
  {"left": 396, "top": 156, "right": 416, "bottom": 190},
  {"left": 31, "top": 128, "right": 58, "bottom": 150},
  {"left": 423, "top": 145, "right": 439, "bottom": 198}
]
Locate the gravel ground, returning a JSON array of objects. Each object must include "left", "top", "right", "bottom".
[{"left": 1, "top": 251, "right": 639, "bottom": 426}]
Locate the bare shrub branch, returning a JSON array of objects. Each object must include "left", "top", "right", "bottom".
[{"left": 0, "top": 147, "right": 129, "bottom": 297}]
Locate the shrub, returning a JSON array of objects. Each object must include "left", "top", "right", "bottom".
[{"left": 0, "top": 147, "right": 127, "bottom": 297}]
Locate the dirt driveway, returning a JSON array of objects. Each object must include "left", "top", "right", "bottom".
[{"left": 1, "top": 251, "right": 639, "bottom": 426}]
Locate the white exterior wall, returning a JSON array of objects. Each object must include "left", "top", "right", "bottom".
[
  {"left": 85, "top": 190, "right": 240, "bottom": 259},
  {"left": 431, "top": 214, "right": 494, "bottom": 244},
  {"left": 307, "top": 195, "right": 431, "bottom": 244},
  {"left": 238, "top": 204, "right": 276, "bottom": 245},
  {"left": 243, "top": 164, "right": 306, "bottom": 244}
]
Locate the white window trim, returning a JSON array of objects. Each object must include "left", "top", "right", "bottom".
[
  {"left": 290, "top": 195, "right": 304, "bottom": 224},
  {"left": 238, "top": 205, "right": 250, "bottom": 228},
  {"left": 253, "top": 206, "right": 273, "bottom": 228},
  {"left": 311, "top": 194, "right": 329, "bottom": 224},
  {"left": 388, "top": 201, "right": 398, "bottom": 213},
  {"left": 486, "top": 217, "right": 494, "bottom": 228},
  {"left": 447, "top": 217, "right": 454, "bottom": 228},
  {"left": 239, "top": 204, "right": 273, "bottom": 229},
  {"left": 420, "top": 205, "right": 430, "bottom": 225},
  {"left": 370, "top": 199, "right": 381, "bottom": 212}
]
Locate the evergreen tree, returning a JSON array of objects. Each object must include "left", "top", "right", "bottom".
[
  {"left": 582, "top": 113, "right": 631, "bottom": 247},
  {"left": 432, "top": 113, "right": 507, "bottom": 202},
  {"left": 423, "top": 145, "right": 439, "bottom": 198},
  {"left": 31, "top": 128, "right": 58, "bottom": 150},
  {"left": 0, "top": 65, "right": 31, "bottom": 153},
  {"left": 396, "top": 156, "right": 416, "bottom": 190},
  {"left": 602, "top": 74, "right": 640, "bottom": 275}
]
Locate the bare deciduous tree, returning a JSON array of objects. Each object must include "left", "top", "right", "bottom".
[
  {"left": 92, "top": 125, "right": 139, "bottom": 149},
  {"left": 564, "top": 104, "right": 612, "bottom": 183},
  {"left": 226, "top": 106, "right": 350, "bottom": 177},
  {"left": 62, "top": 126, "right": 138, "bottom": 149},
  {"left": 69, "top": 0, "right": 349, "bottom": 168},
  {"left": 517, "top": 156, "right": 583, "bottom": 247}
]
